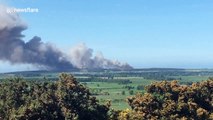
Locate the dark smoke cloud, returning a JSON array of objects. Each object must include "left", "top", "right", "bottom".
[
  {"left": 0, "top": 5, "right": 133, "bottom": 70},
  {"left": 0, "top": 5, "right": 74, "bottom": 70}
]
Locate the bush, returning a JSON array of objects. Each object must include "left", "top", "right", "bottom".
[
  {"left": 0, "top": 73, "right": 110, "bottom": 120},
  {"left": 129, "top": 90, "right": 134, "bottom": 95},
  {"left": 136, "top": 85, "right": 145, "bottom": 90},
  {"left": 112, "top": 80, "right": 213, "bottom": 120}
]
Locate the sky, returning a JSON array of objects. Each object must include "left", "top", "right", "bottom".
[{"left": 0, "top": 0, "right": 213, "bottom": 72}]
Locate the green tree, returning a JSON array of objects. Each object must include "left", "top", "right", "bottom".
[
  {"left": 0, "top": 73, "right": 110, "bottom": 120},
  {"left": 129, "top": 90, "right": 134, "bottom": 95},
  {"left": 121, "top": 91, "right": 126, "bottom": 95}
]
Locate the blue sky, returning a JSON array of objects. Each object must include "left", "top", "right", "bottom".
[{"left": 0, "top": 0, "right": 213, "bottom": 72}]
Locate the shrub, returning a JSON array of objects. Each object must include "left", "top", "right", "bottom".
[
  {"left": 0, "top": 73, "right": 110, "bottom": 120},
  {"left": 112, "top": 80, "right": 213, "bottom": 120}
]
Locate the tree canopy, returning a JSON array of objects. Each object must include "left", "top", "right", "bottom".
[
  {"left": 112, "top": 79, "right": 213, "bottom": 120},
  {"left": 0, "top": 73, "right": 109, "bottom": 120}
]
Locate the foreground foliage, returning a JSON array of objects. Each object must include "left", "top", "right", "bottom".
[
  {"left": 112, "top": 79, "right": 213, "bottom": 120},
  {"left": 0, "top": 73, "right": 213, "bottom": 120},
  {"left": 0, "top": 73, "right": 109, "bottom": 120}
]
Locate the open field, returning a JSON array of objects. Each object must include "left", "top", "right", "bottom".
[{"left": 84, "top": 77, "right": 152, "bottom": 110}]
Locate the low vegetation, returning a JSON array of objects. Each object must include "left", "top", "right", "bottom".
[
  {"left": 112, "top": 79, "right": 213, "bottom": 120},
  {"left": 0, "top": 73, "right": 109, "bottom": 120},
  {"left": 0, "top": 73, "right": 212, "bottom": 120}
]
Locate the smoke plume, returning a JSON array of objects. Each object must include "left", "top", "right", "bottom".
[
  {"left": 69, "top": 43, "right": 132, "bottom": 70},
  {"left": 0, "top": 5, "right": 132, "bottom": 70},
  {"left": 0, "top": 5, "right": 74, "bottom": 70}
]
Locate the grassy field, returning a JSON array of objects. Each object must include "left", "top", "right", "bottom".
[
  {"left": 84, "top": 77, "right": 155, "bottom": 110},
  {"left": 173, "top": 75, "right": 210, "bottom": 82},
  {"left": 84, "top": 76, "right": 210, "bottom": 110}
]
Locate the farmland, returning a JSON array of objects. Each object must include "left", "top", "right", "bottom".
[{"left": 0, "top": 68, "right": 213, "bottom": 110}]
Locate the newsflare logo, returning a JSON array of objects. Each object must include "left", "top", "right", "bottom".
[{"left": 7, "top": 7, "right": 39, "bottom": 13}]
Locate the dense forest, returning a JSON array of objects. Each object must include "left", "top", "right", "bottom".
[{"left": 0, "top": 73, "right": 212, "bottom": 120}]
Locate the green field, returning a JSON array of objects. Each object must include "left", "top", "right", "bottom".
[
  {"left": 82, "top": 75, "right": 209, "bottom": 110},
  {"left": 84, "top": 77, "right": 152, "bottom": 110}
]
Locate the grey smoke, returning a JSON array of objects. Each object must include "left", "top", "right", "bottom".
[
  {"left": 68, "top": 43, "right": 133, "bottom": 70},
  {"left": 0, "top": 5, "right": 74, "bottom": 70},
  {"left": 0, "top": 5, "right": 132, "bottom": 70}
]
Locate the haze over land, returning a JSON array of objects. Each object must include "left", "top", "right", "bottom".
[{"left": 0, "top": 0, "right": 213, "bottom": 72}]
